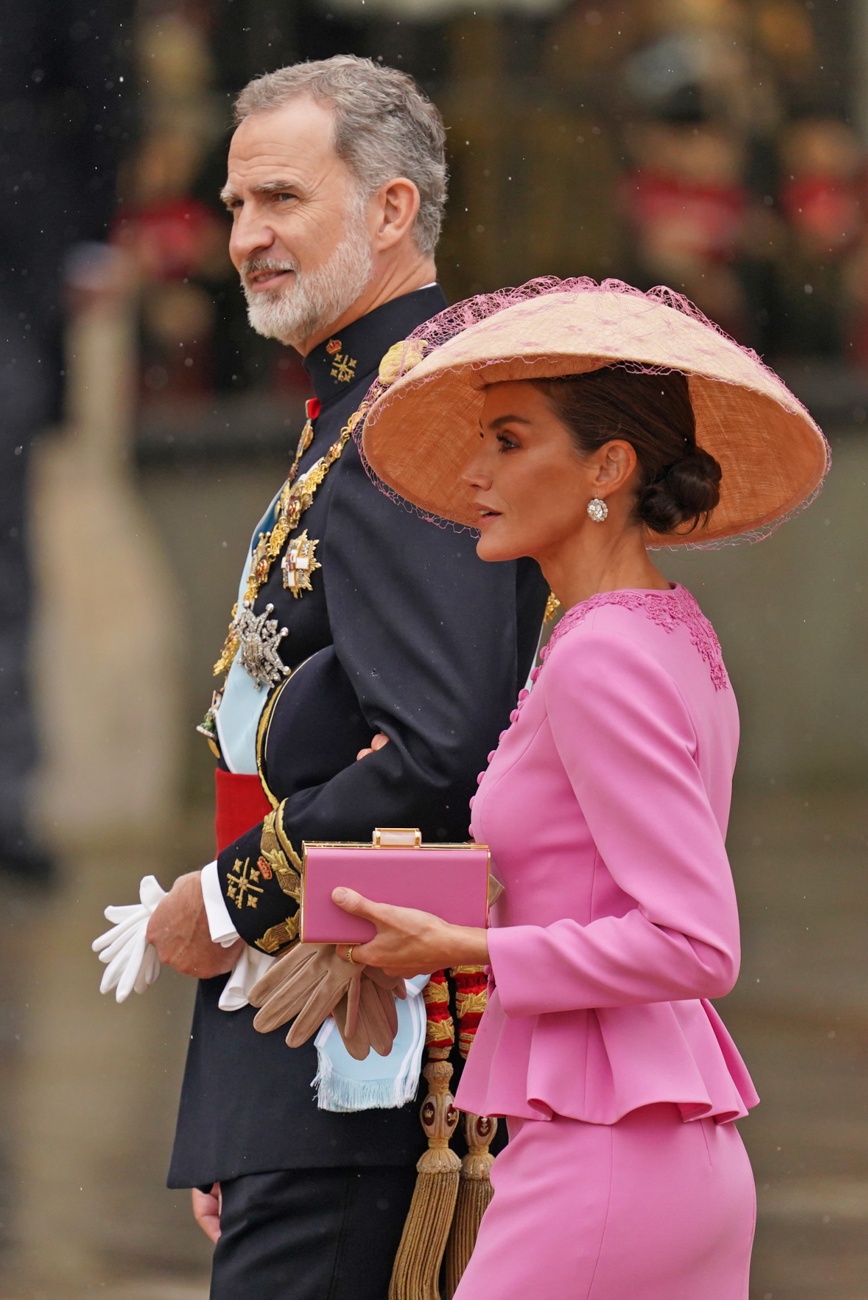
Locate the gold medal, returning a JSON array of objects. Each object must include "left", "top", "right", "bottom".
[
  {"left": 282, "top": 530, "right": 321, "bottom": 596},
  {"left": 212, "top": 393, "right": 371, "bottom": 683}
]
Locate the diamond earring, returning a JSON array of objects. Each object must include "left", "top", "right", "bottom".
[{"left": 587, "top": 497, "right": 608, "bottom": 523}]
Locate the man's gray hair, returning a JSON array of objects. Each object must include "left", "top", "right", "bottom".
[{"left": 234, "top": 55, "right": 447, "bottom": 258}]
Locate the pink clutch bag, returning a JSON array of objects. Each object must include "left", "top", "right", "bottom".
[{"left": 300, "top": 827, "right": 491, "bottom": 944}]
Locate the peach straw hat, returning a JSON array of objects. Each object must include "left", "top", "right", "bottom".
[{"left": 359, "top": 277, "right": 830, "bottom": 545}]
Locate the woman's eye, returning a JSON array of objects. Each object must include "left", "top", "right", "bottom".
[{"left": 496, "top": 432, "right": 520, "bottom": 452}]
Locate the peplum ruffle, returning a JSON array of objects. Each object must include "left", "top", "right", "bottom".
[{"left": 455, "top": 991, "right": 758, "bottom": 1126}]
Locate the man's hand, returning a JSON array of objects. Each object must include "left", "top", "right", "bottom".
[
  {"left": 192, "top": 1182, "right": 222, "bottom": 1243},
  {"left": 356, "top": 732, "right": 390, "bottom": 761},
  {"left": 145, "top": 872, "right": 242, "bottom": 978}
]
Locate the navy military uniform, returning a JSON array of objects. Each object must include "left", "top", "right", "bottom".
[{"left": 168, "top": 285, "right": 548, "bottom": 1298}]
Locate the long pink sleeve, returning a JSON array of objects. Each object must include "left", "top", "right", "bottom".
[{"left": 488, "top": 629, "right": 739, "bottom": 1018}]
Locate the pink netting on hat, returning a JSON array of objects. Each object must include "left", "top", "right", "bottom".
[
  {"left": 406, "top": 275, "right": 745, "bottom": 358},
  {"left": 353, "top": 276, "right": 831, "bottom": 548}
]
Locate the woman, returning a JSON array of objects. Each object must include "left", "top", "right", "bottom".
[{"left": 323, "top": 279, "right": 830, "bottom": 1299}]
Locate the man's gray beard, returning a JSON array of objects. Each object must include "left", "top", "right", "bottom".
[{"left": 242, "top": 218, "right": 375, "bottom": 349}]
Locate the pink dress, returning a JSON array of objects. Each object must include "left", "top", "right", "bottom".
[{"left": 454, "top": 585, "right": 758, "bottom": 1300}]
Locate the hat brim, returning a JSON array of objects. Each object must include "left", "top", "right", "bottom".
[{"left": 362, "top": 289, "right": 829, "bottom": 544}]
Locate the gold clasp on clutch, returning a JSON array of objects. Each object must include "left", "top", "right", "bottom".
[{"left": 372, "top": 827, "right": 422, "bottom": 849}]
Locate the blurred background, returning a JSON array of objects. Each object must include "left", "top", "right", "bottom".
[{"left": 0, "top": 1, "right": 865, "bottom": 1296}]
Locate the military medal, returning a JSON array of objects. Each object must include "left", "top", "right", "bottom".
[
  {"left": 196, "top": 688, "right": 225, "bottom": 756},
  {"left": 205, "top": 342, "right": 428, "bottom": 733},
  {"left": 282, "top": 529, "right": 321, "bottom": 595},
  {"left": 209, "top": 391, "right": 371, "bottom": 698},
  {"left": 233, "top": 601, "right": 291, "bottom": 691}
]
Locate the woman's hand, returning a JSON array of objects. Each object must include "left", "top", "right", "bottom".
[
  {"left": 356, "top": 732, "right": 390, "bottom": 761},
  {"left": 331, "top": 888, "right": 489, "bottom": 978}
]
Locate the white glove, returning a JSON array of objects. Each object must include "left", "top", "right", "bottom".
[
  {"left": 92, "top": 875, "right": 165, "bottom": 1002},
  {"left": 92, "top": 873, "right": 275, "bottom": 1009}
]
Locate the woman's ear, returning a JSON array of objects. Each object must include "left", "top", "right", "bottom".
[
  {"left": 369, "top": 177, "right": 421, "bottom": 251},
  {"left": 592, "top": 439, "right": 637, "bottom": 493}
]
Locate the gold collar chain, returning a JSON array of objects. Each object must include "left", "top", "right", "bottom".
[{"left": 213, "top": 404, "right": 366, "bottom": 677}]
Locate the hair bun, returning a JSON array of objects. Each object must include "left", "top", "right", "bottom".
[{"left": 638, "top": 445, "right": 722, "bottom": 534}]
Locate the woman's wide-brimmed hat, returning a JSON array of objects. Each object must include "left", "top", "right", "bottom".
[{"left": 360, "top": 278, "right": 830, "bottom": 544}]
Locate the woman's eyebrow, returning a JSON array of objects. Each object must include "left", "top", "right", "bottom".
[{"left": 488, "top": 413, "right": 532, "bottom": 428}]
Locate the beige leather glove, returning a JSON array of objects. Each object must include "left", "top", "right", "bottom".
[
  {"left": 249, "top": 943, "right": 405, "bottom": 1057},
  {"left": 335, "top": 967, "right": 403, "bottom": 1059}
]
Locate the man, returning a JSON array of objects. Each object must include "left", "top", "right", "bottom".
[{"left": 147, "top": 55, "right": 547, "bottom": 1299}]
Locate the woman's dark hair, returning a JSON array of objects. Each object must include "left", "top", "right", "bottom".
[{"left": 532, "top": 366, "right": 722, "bottom": 534}]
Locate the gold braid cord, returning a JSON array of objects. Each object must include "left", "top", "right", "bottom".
[
  {"left": 213, "top": 407, "right": 365, "bottom": 678},
  {"left": 390, "top": 967, "right": 497, "bottom": 1300},
  {"left": 211, "top": 340, "right": 421, "bottom": 683}
]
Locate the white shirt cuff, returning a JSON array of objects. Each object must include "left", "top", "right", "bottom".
[{"left": 201, "top": 860, "right": 241, "bottom": 946}]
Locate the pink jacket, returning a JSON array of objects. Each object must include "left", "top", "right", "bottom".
[{"left": 457, "top": 585, "right": 759, "bottom": 1126}]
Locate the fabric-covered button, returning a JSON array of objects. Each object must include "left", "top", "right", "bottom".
[
  {"left": 509, "top": 710, "right": 519, "bottom": 723},
  {"left": 487, "top": 750, "right": 496, "bottom": 762},
  {"left": 476, "top": 772, "right": 485, "bottom": 785}
]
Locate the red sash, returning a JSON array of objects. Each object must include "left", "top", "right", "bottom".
[{"left": 214, "top": 768, "right": 272, "bottom": 855}]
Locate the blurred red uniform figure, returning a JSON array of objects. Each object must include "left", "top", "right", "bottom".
[
  {"left": 776, "top": 117, "right": 868, "bottom": 364},
  {"left": 621, "top": 120, "right": 750, "bottom": 338},
  {"left": 112, "top": 133, "right": 228, "bottom": 400},
  {"left": 778, "top": 118, "right": 866, "bottom": 259}
]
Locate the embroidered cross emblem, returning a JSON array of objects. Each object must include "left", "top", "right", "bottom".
[
  {"left": 330, "top": 352, "right": 357, "bottom": 383},
  {"left": 282, "top": 530, "right": 321, "bottom": 596},
  {"left": 226, "top": 857, "right": 263, "bottom": 910}
]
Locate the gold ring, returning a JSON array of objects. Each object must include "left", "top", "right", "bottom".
[{"left": 345, "top": 944, "right": 356, "bottom": 965}]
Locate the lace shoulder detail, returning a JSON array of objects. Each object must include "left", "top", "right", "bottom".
[{"left": 541, "top": 585, "right": 729, "bottom": 691}]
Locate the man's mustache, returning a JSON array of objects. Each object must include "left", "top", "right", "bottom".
[{"left": 241, "top": 258, "right": 298, "bottom": 283}]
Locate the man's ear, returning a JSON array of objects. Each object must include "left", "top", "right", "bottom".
[{"left": 369, "top": 177, "right": 421, "bottom": 251}]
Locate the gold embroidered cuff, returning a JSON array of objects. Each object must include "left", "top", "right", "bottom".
[
  {"left": 255, "top": 914, "right": 300, "bottom": 954},
  {"left": 258, "top": 804, "right": 302, "bottom": 899}
]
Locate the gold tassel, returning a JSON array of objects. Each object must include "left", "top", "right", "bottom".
[
  {"left": 389, "top": 1059, "right": 461, "bottom": 1300},
  {"left": 443, "top": 1113, "right": 498, "bottom": 1298}
]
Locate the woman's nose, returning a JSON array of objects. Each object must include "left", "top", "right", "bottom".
[{"left": 461, "top": 446, "right": 492, "bottom": 489}]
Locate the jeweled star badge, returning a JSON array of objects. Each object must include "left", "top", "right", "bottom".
[
  {"left": 233, "top": 601, "right": 290, "bottom": 690},
  {"left": 282, "top": 530, "right": 321, "bottom": 597}
]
